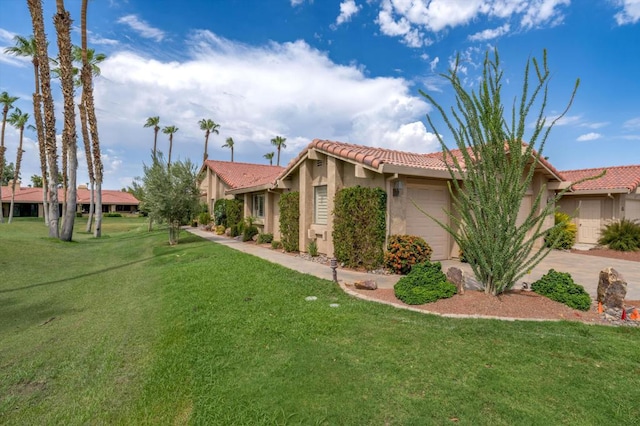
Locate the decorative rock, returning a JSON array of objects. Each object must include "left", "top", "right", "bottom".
[
  {"left": 597, "top": 267, "right": 627, "bottom": 315},
  {"left": 305, "top": 296, "right": 318, "bottom": 301},
  {"left": 354, "top": 280, "right": 378, "bottom": 290},
  {"left": 446, "top": 267, "right": 465, "bottom": 295},
  {"left": 329, "top": 303, "right": 340, "bottom": 308}
]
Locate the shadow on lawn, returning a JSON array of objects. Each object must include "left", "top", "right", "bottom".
[
  {"left": 0, "top": 297, "right": 80, "bottom": 334},
  {"left": 1, "top": 231, "right": 207, "bottom": 295}
]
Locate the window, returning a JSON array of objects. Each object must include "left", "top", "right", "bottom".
[
  {"left": 252, "top": 193, "right": 265, "bottom": 218},
  {"left": 314, "top": 185, "right": 328, "bottom": 225}
]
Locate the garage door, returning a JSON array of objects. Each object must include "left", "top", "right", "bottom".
[
  {"left": 578, "top": 199, "right": 601, "bottom": 244},
  {"left": 626, "top": 199, "right": 640, "bottom": 221},
  {"left": 406, "top": 187, "right": 449, "bottom": 260}
]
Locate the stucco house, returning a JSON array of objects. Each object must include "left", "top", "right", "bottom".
[
  {"left": 223, "top": 139, "right": 566, "bottom": 260},
  {"left": 0, "top": 182, "right": 140, "bottom": 218},
  {"left": 557, "top": 165, "right": 640, "bottom": 244},
  {"left": 198, "top": 160, "right": 284, "bottom": 231}
]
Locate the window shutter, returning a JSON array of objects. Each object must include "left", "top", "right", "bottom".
[{"left": 314, "top": 186, "right": 328, "bottom": 225}]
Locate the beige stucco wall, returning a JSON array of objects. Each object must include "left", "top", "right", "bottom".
[{"left": 200, "top": 168, "right": 234, "bottom": 213}]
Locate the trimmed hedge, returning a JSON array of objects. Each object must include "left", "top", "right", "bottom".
[
  {"left": 213, "top": 198, "right": 243, "bottom": 228},
  {"left": 279, "top": 192, "right": 300, "bottom": 252},
  {"left": 531, "top": 269, "right": 591, "bottom": 311},
  {"left": 394, "top": 261, "right": 456, "bottom": 305},
  {"left": 333, "top": 186, "right": 386, "bottom": 269}
]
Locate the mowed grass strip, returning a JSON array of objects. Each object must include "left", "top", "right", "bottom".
[{"left": 1, "top": 218, "right": 639, "bottom": 424}]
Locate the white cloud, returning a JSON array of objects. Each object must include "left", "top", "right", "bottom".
[
  {"left": 429, "top": 56, "right": 439, "bottom": 72},
  {"left": 336, "top": 0, "right": 362, "bottom": 25},
  {"left": 375, "top": 0, "right": 570, "bottom": 48},
  {"left": 117, "top": 15, "right": 165, "bottom": 42},
  {"left": 623, "top": 116, "right": 640, "bottom": 129},
  {"left": 290, "top": 0, "right": 307, "bottom": 5},
  {"left": 84, "top": 30, "right": 435, "bottom": 186},
  {"left": 0, "top": 28, "right": 17, "bottom": 42},
  {"left": 576, "top": 132, "right": 602, "bottom": 142},
  {"left": 580, "top": 121, "right": 609, "bottom": 129},
  {"left": 468, "top": 23, "right": 511, "bottom": 41},
  {"left": 548, "top": 114, "right": 581, "bottom": 126},
  {"left": 614, "top": 0, "right": 640, "bottom": 25},
  {"left": 520, "top": 0, "right": 570, "bottom": 28},
  {"left": 89, "top": 34, "right": 119, "bottom": 46}
]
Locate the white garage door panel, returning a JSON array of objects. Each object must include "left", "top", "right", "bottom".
[
  {"left": 578, "top": 199, "right": 601, "bottom": 244},
  {"left": 626, "top": 200, "right": 640, "bottom": 221},
  {"left": 406, "top": 187, "right": 449, "bottom": 260}
]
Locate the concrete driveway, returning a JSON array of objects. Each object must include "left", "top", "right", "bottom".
[{"left": 441, "top": 250, "right": 640, "bottom": 300}]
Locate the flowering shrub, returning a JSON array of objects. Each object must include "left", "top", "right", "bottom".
[
  {"left": 545, "top": 212, "right": 577, "bottom": 249},
  {"left": 384, "top": 235, "right": 432, "bottom": 275}
]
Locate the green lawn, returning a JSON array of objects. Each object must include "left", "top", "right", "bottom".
[{"left": 1, "top": 218, "right": 639, "bottom": 424}]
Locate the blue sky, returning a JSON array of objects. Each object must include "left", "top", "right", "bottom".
[{"left": 1, "top": 0, "right": 639, "bottom": 189}]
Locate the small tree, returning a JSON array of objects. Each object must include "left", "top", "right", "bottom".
[
  {"left": 421, "top": 49, "right": 581, "bottom": 296},
  {"left": 142, "top": 153, "right": 200, "bottom": 245}
]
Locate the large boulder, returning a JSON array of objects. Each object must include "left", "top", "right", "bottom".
[
  {"left": 597, "top": 267, "right": 627, "bottom": 315},
  {"left": 446, "top": 267, "right": 465, "bottom": 295},
  {"left": 354, "top": 280, "right": 377, "bottom": 290}
]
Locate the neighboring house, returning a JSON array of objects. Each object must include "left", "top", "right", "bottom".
[
  {"left": 198, "top": 160, "right": 284, "bottom": 228},
  {"left": 558, "top": 165, "right": 640, "bottom": 244},
  {"left": 227, "top": 139, "right": 565, "bottom": 260},
  {"left": 0, "top": 182, "right": 140, "bottom": 218}
]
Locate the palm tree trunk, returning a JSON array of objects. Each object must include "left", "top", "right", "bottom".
[
  {"left": 79, "top": 101, "right": 94, "bottom": 232},
  {"left": 277, "top": 147, "right": 281, "bottom": 167},
  {"left": 94, "top": 180, "right": 102, "bottom": 236},
  {"left": 168, "top": 135, "right": 173, "bottom": 168},
  {"left": 28, "top": 0, "right": 60, "bottom": 238},
  {"left": 55, "top": 0, "right": 78, "bottom": 242},
  {"left": 203, "top": 132, "right": 209, "bottom": 162},
  {"left": 8, "top": 129, "right": 25, "bottom": 224},
  {"left": 33, "top": 91, "right": 48, "bottom": 225},
  {"left": 153, "top": 128, "right": 158, "bottom": 159},
  {"left": 231, "top": 147, "right": 234, "bottom": 162},
  {"left": 0, "top": 109, "right": 7, "bottom": 224}
]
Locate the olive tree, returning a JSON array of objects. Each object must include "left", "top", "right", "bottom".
[
  {"left": 142, "top": 153, "right": 200, "bottom": 245},
  {"left": 420, "top": 49, "right": 582, "bottom": 296}
]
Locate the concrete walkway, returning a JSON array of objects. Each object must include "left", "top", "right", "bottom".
[{"left": 185, "top": 228, "right": 640, "bottom": 300}]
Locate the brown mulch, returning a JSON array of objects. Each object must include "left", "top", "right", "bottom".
[
  {"left": 570, "top": 247, "right": 640, "bottom": 262},
  {"left": 350, "top": 286, "right": 640, "bottom": 325}
]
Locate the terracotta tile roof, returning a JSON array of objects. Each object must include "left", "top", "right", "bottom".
[
  {"left": 280, "top": 139, "right": 448, "bottom": 178},
  {"left": 202, "top": 160, "right": 284, "bottom": 190},
  {"left": 1, "top": 186, "right": 139, "bottom": 205},
  {"left": 425, "top": 143, "right": 565, "bottom": 181},
  {"left": 560, "top": 165, "right": 640, "bottom": 193}
]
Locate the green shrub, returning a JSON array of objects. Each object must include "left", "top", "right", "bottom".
[
  {"left": 279, "top": 192, "right": 300, "bottom": 252},
  {"left": 271, "top": 240, "right": 283, "bottom": 250},
  {"left": 598, "top": 218, "right": 640, "bottom": 251},
  {"left": 198, "top": 212, "right": 212, "bottom": 226},
  {"left": 215, "top": 225, "right": 226, "bottom": 235},
  {"left": 531, "top": 269, "right": 591, "bottom": 311},
  {"left": 103, "top": 213, "right": 122, "bottom": 217},
  {"left": 394, "top": 261, "right": 456, "bottom": 305},
  {"left": 545, "top": 212, "right": 577, "bottom": 249},
  {"left": 213, "top": 199, "right": 226, "bottom": 226},
  {"left": 75, "top": 212, "right": 83, "bottom": 218},
  {"left": 307, "top": 239, "right": 319, "bottom": 257},
  {"left": 384, "top": 235, "right": 433, "bottom": 275},
  {"left": 333, "top": 186, "right": 386, "bottom": 269},
  {"left": 257, "top": 233, "right": 273, "bottom": 244},
  {"left": 242, "top": 225, "right": 259, "bottom": 242},
  {"left": 213, "top": 198, "right": 243, "bottom": 227},
  {"left": 230, "top": 224, "right": 239, "bottom": 237}
]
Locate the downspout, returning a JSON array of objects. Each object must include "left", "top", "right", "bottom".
[{"left": 384, "top": 173, "right": 399, "bottom": 251}]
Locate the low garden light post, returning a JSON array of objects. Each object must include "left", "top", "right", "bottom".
[{"left": 330, "top": 258, "right": 338, "bottom": 282}]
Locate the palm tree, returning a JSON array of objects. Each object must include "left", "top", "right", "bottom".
[
  {"left": 4, "top": 35, "right": 49, "bottom": 225},
  {"left": 264, "top": 152, "right": 275, "bottom": 166},
  {"left": 79, "top": 0, "right": 104, "bottom": 238},
  {"left": 222, "top": 137, "right": 235, "bottom": 162},
  {"left": 144, "top": 116, "right": 161, "bottom": 159},
  {"left": 53, "top": 0, "right": 78, "bottom": 242},
  {"left": 271, "top": 136, "right": 287, "bottom": 166},
  {"left": 7, "top": 108, "right": 30, "bottom": 223},
  {"left": 0, "top": 91, "right": 19, "bottom": 224},
  {"left": 27, "top": 0, "right": 61, "bottom": 238},
  {"left": 198, "top": 118, "right": 219, "bottom": 162},
  {"left": 163, "top": 125, "right": 179, "bottom": 167}
]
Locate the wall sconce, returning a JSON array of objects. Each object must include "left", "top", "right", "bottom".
[{"left": 393, "top": 180, "right": 404, "bottom": 197}]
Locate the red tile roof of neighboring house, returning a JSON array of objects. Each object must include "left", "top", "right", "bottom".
[
  {"left": 202, "top": 160, "right": 284, "bottom": 190},
  {"left": 0, "top": 186, "right": 139, "bottom": 205},
  {"left": 560, "top": 165, "right": 640, "bottom": 193}
]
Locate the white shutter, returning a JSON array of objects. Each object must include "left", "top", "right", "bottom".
[{"left": 314, "top": 186, "right": 328, "bottom": 225}]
